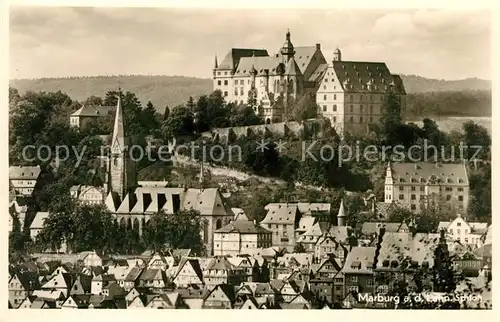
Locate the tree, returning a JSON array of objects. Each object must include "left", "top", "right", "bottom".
[
  {"left": 378, "top": 91, "right": 403, "bottom": 146},
  {"left": 462, "top": 121, "right": 491, "bottom": 161},
  {"left": 293, "top": 243, "right": 306, "bottom": 253},
  {"left": 161, "top": 105, "right": 194, "bottom": 140},
  {"left": 468, "top": 164, "right": 491, "bottom": 222}
]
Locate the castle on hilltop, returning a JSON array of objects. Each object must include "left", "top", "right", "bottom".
[{"left": 213, "top": 30, "right": 407, "bottom": 135}]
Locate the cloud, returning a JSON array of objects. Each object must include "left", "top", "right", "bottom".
[{"left": 9, "top": 8, "right": 491, "bottom": 80}]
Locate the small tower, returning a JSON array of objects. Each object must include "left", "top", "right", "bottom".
[
  {"left": 333, "top": 47, "right": 342, "bottom": 62},
  {"left": 384, "top": 162, "right": 393, "bottom": 203},
  {"left": 280, "top": 29, "right": 295, "bottom": 62},
  {"left": 213, "top": 55, "right": 218, "bottom": 77},
  {"left": 337, "top": 199, "right": 346, "bottom": 226}
]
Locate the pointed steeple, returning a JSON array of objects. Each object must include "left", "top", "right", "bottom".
[
  {"left": 214, "top": 55, "right": 218, "bottom": 69},
  {"left": 337, "top": 199, "right": 345, "bottom": 226},
  {"left": 111, "top": 92, "right": 125, "bottom": 154}
]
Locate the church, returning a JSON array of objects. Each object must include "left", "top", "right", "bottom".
[
  {"left": 103, "top": 94, "right": 234, "bottom": 255},
  {"left": 213, "top": 30, "right": 406, "bottom": 135}
]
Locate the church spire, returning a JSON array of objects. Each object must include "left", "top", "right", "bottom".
[
  {"left": 337, "top": 199, "right": 345, "bottom": 226},
  {"left": 111, "top": 92, "right": 125, "bottom": 153}
]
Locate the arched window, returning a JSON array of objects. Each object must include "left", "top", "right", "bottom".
[
  {"left": 216, "top": 219, "right": 222, "bottom": 230},
  {"left": 113, "top": 157, "right": 118, "bottom": 166}
]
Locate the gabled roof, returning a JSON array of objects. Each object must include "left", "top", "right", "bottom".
[
  {"left": 293, "top": 46, "right": 320, "bottom": 74},
  {"left": 206, "top": 257, "right": 235, "bottom": 271},
  {"left": 331, "top": 61, "right": 405, "bottom": 94},
  {"left": 342, "top": 246, "right": 376, "bottom": 274},
  {"left": 296, "top": 202, "right": 331, "bottom": 215},
  {"left": 138, "top": 269, "right": 163, "bottom": 281},
  {"left": 285, "top": 57, "right": 302, "bottom": 76},
  {"left": 390, "top": 162, "right": 469, "bottom": 185},
  {"left": 9, "top": 165, "right": 41, "bottom": 180},
  {"left": 261, "top": 203, "right": 299, "bottom": 224},
  {"left": 174, "top": 257, "right": 204, "bottom": 282},
  {"left": 215, "top": 220, "right": 271, "bottom": 234},
  {"left": 30, "top": 212, "right": 50, "bottom": 229},
  {"left": 70, "top": 105, "right": 114, "bottom": 117},
  {"left": 183, "top": 188, "right": 228, "bottom": 216},
  {"left": 217, "top": 48, "right": 269, "bottom": 71}
]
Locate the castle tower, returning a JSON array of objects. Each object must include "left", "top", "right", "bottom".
[
  {"left": 109, "top": 92, "right": 129, "bottom": 201},
  {"left": 333, "top": 47, "right": 342, "bottom": 62},
  {"left": 280, "top": 29, "right": 295, "bottom": 62},
  {"left": 337, "top": 199, "right": 345, "bottom": 226}
]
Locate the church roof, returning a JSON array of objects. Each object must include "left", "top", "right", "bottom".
[
  {"left": 293, "top": 46, "right": 318, "bottom": 74},
  {"left": 217, "top": 48, "right": 269, "bottom": 71},
  {"left": 285, "top": 57, "right": 302, "bottom": 76}
]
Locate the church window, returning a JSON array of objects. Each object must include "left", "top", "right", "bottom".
[{"left": 113, "top": 157, "right": 118, "bottom": 166}]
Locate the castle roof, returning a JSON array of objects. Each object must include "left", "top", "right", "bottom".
[
  {"left": 235, "top": 56, "right": 281, "bottom": 77},
  {"left": 329, "top": 61, "right": 405, "bottom": 94},
  {"left": 217, "top": 48, "right": 269, "bottom": 71}
]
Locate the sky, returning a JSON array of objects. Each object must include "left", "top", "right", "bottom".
[{"left": 9, "top": 7, "right": 491, "bottom": 80}]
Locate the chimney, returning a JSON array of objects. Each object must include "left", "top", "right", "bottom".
[{"left": 316, "top": 43, "right": 321, "bottom": 50}]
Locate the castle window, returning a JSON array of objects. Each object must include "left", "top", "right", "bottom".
[
  {"left": 240, "top": 80, "right": 244, "bottom": 85},
  {"left": 240, "top": 88, "right": 244, "bottom": 95},
  {"left": 370, "top": 95, "right": 373, "bottom": 101},
  {"left": 411, "top": 194, "right": 416, "bottom": 200},
  {"left": 350, "top": 105, "right": 353, "bottom": 113},
  {"left": 234, "top": 80, "right": 238, "bottom": 85},
  {"left": 324, "top": 85, "right": 326, "bottom": 90},
  {"left": 370, "top": 105, "right": 373, "bottom": 114},
  {"left": 369, "top": 116, "right": 373, "bottom": 123},
  {"left": 360, "top": 116, "right": 363, "bottom": 123},
  {"left": 360, "top": 95, "right": 363, "bottom": 101},
  {"left": 325, "top": 79, "right": 328, "bottom": 82},
  {"left": 224, "top": 91, "right": 228, "bottom": 97},
  {"left": 334, "top": 94, "right": 337, "bottom": 100},
  {"left": 323, "top": 105, "right": 327, "bottom": 112},
  {"left": 360, "top": 105, "right": 363, "bottom": 113},
  {"left": 458, "top": 196, "right": 463, "bottom": 201},
  {"left": 217, "top": 72, "right": 221, "bottom": 76},
  {"left": 411, "top": 204, "right": 416, "bottom": 210},
  {"left": 349, "top": 116, "right": 353, "bottom": 123},
  {"left": 224, "top": 80, "right": 228, "bottom": 86},
  {"left": 323, "top": 94, "right": 327, "bottom": 101},
  {"left": 333, "top": 116, "right": 336, "bottom": 123},
  {"left": 217, "top": 80, "right": 221, "bottom": 86},
  {"left": 350, "top": 95, "right": 353, "bottom": 101},
  {"left": 234, "top": 89, "right": 238, "bottom": 96},
  {"left": 333, "top": 105, "right": 337, "bottom": 112},
  {"left": 399, "top": 194, "right": 404, "bottom": 200},
  {"left": 331, "top": 79, "right": 335, "bottom": 82}
]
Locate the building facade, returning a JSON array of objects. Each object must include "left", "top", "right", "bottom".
[
  {"left": 315, "top": 50, "right": 406, "bottom": 135},
  {"left": 213, "top": 220, "right": 272, "bottom": 256},
  {"left": 69, "top": 105, "right": 115, "bottom": 128},
  {"left": 9, "top": 166, "right": 41, "bottom": 197},
  {"left": 438, "top": 214, "right": 487, "bottom": 247},
  {"left": 384, "top": 162, "right": 469, "bottom": 213}
]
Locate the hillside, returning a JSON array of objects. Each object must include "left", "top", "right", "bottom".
[
  {"left": 10, "top": 75, "right": 213, "bottom": 112},
  {"left": 401, "top": 75, "right": 491, "bottom": 93},
  {"left": 10, "top": 74, "right": 491, "bottom": 115}
]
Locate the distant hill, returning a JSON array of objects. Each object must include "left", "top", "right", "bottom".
[
  {"left": 10, "top": 75, "right": 213, "bottom": 113},
  {"left": 10, "top": 74, "right": 491, "bottom": 113},
  {"left": 400, "top": 75, "right": 491, "bottom": 93}
]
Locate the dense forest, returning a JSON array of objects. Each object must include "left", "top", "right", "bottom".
[{"left": 10, "top": 74, "right": 491, "bottom": 117}]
